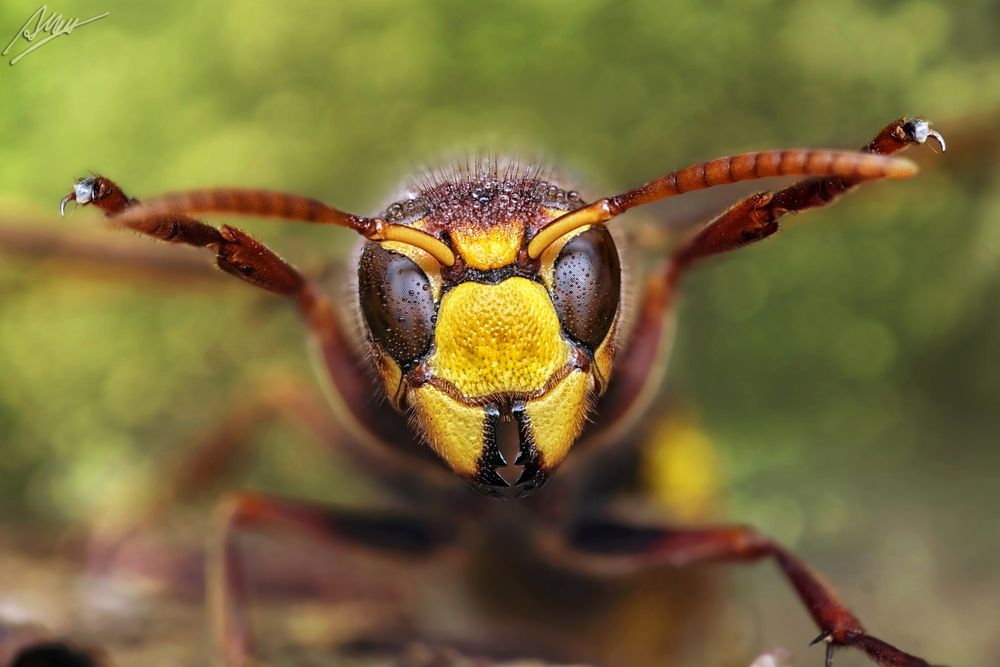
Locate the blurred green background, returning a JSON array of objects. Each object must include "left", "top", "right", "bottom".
[{"left": 0, "top": 1, "right": 997, "bottom": 665}]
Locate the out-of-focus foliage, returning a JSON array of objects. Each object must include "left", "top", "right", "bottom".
[{"left": 0, "top": 1, "right": 997, "bottom": 664}]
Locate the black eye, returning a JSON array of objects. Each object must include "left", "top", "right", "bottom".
[
  {"left": 358, "top": 243, "right": 436, "bottom": 369},
  {"left": 551, "top": 226, "right": 621, "bottom": 351}
]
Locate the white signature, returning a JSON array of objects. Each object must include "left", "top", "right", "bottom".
[{"left": 3, "top": 5, "right": 108, "bottom": 66}]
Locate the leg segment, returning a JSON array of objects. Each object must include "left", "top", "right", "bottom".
[
  {"left": 209, "top": 492, "right": 457, "bottom": 667},
  {"left": 62, "top": 175, "right": 442, "bottom": 492},
  {"left": 583, "top": 118, "right": 942, "bottom": 449},
  {"left": 671, "top": 118, "right": 943, "bottom": 271},
  {"left": 62, "top": 176, "right": 307, "bottom": 297},
  {"left": 60, "top": 175, "right": 455, "bottom": 266},
  {"left": 544, "top": 516, "right": 938, "bottom": 667}
]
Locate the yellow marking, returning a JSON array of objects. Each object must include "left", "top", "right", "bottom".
[
  {"left": 372, "top": 349, "right": 404, "bottom": 409},
  {"left": 537, "top": 222, "right": 589, "bottom": 292},
  {"left": 593, "top": 315, "right": 618, "bottom": 392},
  {"left": 430, "top": 278, "right": 569, "bottom": 397},
  {"left": 643, "top": 417, "right": 720, "bottom": 520},
  {"left": 523, "top": 370, "right": 591, "bottom": 470},
  {"left": 541, "top": 206, "right": 574, "bottom": 221},
  {"left": 449, "top": 222, "right": 524, "bottom": 270},
  {"left": 410, "top": 384, "right": 486, "bottom": 476}
]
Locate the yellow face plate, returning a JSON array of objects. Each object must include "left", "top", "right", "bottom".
[{"left": 429, "top": 277, "right": 570, "bottom": 398}]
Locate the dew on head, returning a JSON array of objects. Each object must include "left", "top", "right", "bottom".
[{"left": 379, "top": 158, "right": 587, "bottom": 234}]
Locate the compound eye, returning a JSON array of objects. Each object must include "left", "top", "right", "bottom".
[
  {"left": 358, "top": 243, "right": 436, "bottom": 369},
  {"left": 550, "top": 225, "right": 621, "bottom": 351}
]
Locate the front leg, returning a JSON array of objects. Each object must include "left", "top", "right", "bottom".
[
  {"left": 540, "top": 514, "right": 939, "bottom": 667},
  {"left": 670, "top": 118, "right": 944, "bottom": 270},
  {"left": 583, "top": 117, "right": 943, "bottom": 450},
  {"left": 62, "top": 175, "right": 308, "bottom": 297},
  {"left": 61, "top": 176, "right": 448, "bottom": 495}
]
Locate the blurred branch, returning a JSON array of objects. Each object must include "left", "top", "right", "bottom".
[{"left": 0, "top": 221, "right": 222, "bottom": 287}]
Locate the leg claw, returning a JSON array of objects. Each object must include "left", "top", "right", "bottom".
[
  {"left": 901, "top": 118, "right": 946, "bottom": 153},
  {"left": 809, "top": 630, "right": 833, "bottom": 647},
  {"left": 60, "top": 177, "right": 101, "bottom": 215},
  {"left": 809, "top": 631, "right": 835, "bottom": 667},
  {"left": 60, "top": 175, "right": 124, "bottom": 216}
]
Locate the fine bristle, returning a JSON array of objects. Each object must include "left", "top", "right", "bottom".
[
  {"left": 406, "top": 155, "right": 558, "bottom": 194},
  {"left": 381, "top": 155, "right": 586, "bottom": 234}
]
